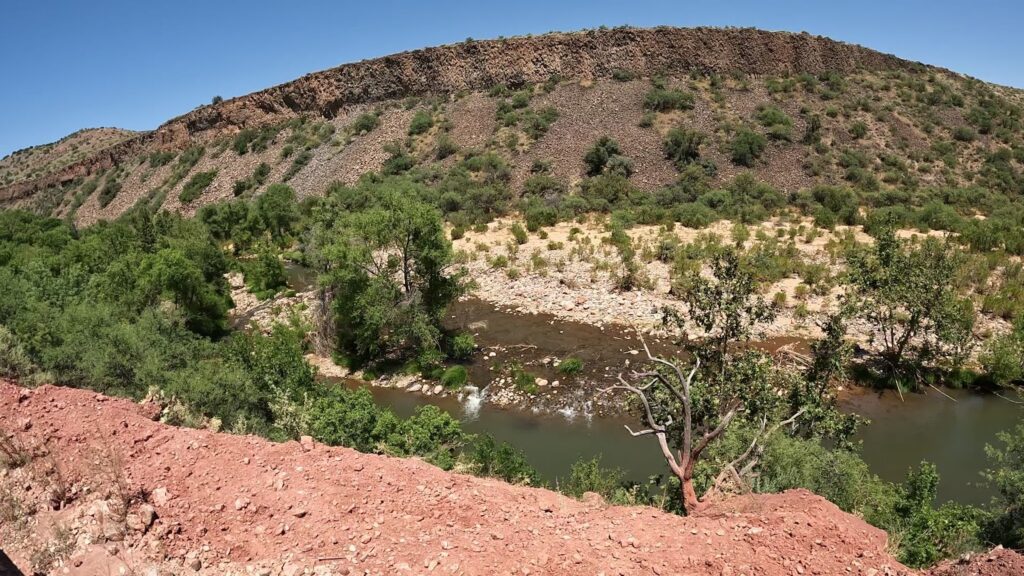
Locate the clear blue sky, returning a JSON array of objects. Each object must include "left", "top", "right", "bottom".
[{"left": 2, "top": 0, "right": 1021, "bottom": 157}]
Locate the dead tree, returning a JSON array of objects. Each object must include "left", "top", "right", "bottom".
[{"left": 600, "top": 337, "right": 802, "bottom": 514}]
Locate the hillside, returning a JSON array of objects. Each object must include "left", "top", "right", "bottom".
[
  {"left": 3, "top": 26, "right": 1023, "bottom": 226},
  {"left": 0, "top": 128, "right": 136, "bottom": 188}
]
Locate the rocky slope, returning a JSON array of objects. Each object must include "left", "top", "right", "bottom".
[
  {"left": 0, "top": 379, "right": 928, "bottom": 575},
  {"left": 0, "top": 128, "right": 136, "bottom": 188},
  {"left": 5, "top": 26, "right": 1020, "bottom": 225}
]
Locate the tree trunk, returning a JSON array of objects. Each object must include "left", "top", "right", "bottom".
[
  {"left": 681, "top": 459, "right": 700, "bottom": 514},
  {"left": 681, "top": 476, "right": 700, "bottom": 513}
]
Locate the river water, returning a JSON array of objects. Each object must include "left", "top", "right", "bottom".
[{"left": 287, "top": 264, "right": 1022, "bottom": 505}]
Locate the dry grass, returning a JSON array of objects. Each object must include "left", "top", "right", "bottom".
[{"left": 0, "top": 430, "right": 31, "bottom": 469}]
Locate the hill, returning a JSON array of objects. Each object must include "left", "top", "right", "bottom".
[{"left": 2, "top": 26, "right": 1022, "bottom": 226}]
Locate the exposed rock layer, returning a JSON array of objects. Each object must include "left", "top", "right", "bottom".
[{"left": 0, "top": 27, "right": 924, "bottom": 204}]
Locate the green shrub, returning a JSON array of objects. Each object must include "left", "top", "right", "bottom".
[
  {"left": 179, "top": 170, "right": 217, "bottom": 203},
  {"left": 148, "top": 151, "right": 176, "bottom": 168},
  {"left": 953, "top": 126, "right": 976, "bottom": 142},
  {"left": 520, "top": 107, "right": 559, "bottom": 139},
  {"left": 756, "top": 105, "right": 793, "bottom": 141},
  {"left": 409, "top": 110, "right": 434, "bottom": 136},
  {"left": 729, "top": 128, "right": 767, "bottom": 167},
  {"left": 449, "top": 333, "right": 476, "bottom": 360},
  {"left": 643, "top": 88, "right": 695, "bottom": 112},
  {"left": 663, "top": 128, "right": 705, "bottom": 169},
  {"left": 467, "top": 435, "right": 540, "bottom": 485},
  {"left": 244, "top": 247, "right": 287, "bottom": 299},
  {"left": 440, "top": 365, "right": 469, "bottom": 389},
  {"left": 611, "top": 69, "right": 635, "bottom": 82},
  {"left": 283, "top": 150, "right": 312, "bottom": 181},
  {"left": 98, "top": 178, "right": 122, "bottom": 208},
  {"left": 0, "top": 325, "right": 34, "bottom": 379},
  {"left": 561, "top": 456, "right": 624, "bottom": 499},
  {"left": 436, "top": 134, "right": 459, "bottom": 159},
  {"left": 352, "top": 112, "right": 380, "bottom": 134},
  {"left": 557, "top": 357, "right": 583, "bottom": 375},
  {"left": 849, "top": 121, "right": 869, "bottom": 140},
  {"left": 510, "top": 223, "right": 528, "bottom": 245},
  {"left": 512, "top": 365, "right": 538, "bottom": 394},
  {"left": 982, "top": 422, "right": 1024, "bottom": 549}
]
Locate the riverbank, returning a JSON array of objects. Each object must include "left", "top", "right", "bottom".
[{"left": 226, "top": 255, "right": 1023, "bottom": 506}]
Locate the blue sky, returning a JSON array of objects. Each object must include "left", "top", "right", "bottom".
[{"left": 2, "top": 0, "right": 1021, "bottom": 157}]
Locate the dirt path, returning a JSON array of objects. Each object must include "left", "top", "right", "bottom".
[{"left": 0, "top": 381, "right": 959, "bottom": 575}]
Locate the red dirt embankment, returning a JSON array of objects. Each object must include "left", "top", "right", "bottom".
[{"left": 0, "top": 381, "right": 1013, "bottom": 575}]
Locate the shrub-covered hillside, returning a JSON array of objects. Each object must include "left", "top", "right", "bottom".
[{"left": 1, "top": 27, "right": 1021, "bottom": 230}]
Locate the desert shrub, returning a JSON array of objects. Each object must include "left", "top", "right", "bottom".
[
  {"left": 849, "top": 121, "right": 869, "bottom": 140},
  {"left": 643, "top": 87, "right": 695, "bottom": 112},
  {"left": 232, "top": 125, "right": 279, "bottom": 155},
  {"left": 611, "top": 69, "right": 635, "bottom": 82},
  {"left": 435, "top": 134, "right": 459, "bottom": 159},
  {"left": 97, "top": 178, "right": 122, "bottom": 208},
  {"left": 674, "top": 202, "right": 718, "bottom": 228},
  {"left": 953, "top": 126, "right": 976, "bottom": 142},
  {"left": 381, "top": 143, "right": 416, "bottom": 175},
  {"left": 584, "top": 137, "right": 622, "bottom": 175},
  {"left": 519, "top": 107, "right": 559, "bottom": 139},
  {"left": 351, "top": 112, "right": 380, "bottom": 134},
  {"left": 729, "top": 128, "right": 767, "bottom": 167},
  {"left": 179, "top": 170, "right": 217, "bottom": 203},
  {"left": 233, "top": 163, "right": 271, "bottom": 196},
  {"left": 510, "top": 223, "right": 528, "bottom": 245},
  {"left": 756, "top": 105, "right": 793, "bottom": 141},
  {"left": 148, "top": 151, "right": 176, "bottom": 168},
  {"left": 283, "top": 150, "right": 312, "bottom": 181},
  {"left": 409, "top": 110, "right": 434, "bottom": 136},
  {"left": 663, "top": 128, "right": 705, "bottom": 169}
]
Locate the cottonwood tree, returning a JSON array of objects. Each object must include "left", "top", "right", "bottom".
[
  {"left": 847, "top": 227, "right": 975, "bottom": 384},
  {"left": 310, "top": 184, "right": 465, "bottom": 366}
]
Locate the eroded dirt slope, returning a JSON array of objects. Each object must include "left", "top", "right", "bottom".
[{"left": 0, "top": 380, "right": 925, "bottom": 575}]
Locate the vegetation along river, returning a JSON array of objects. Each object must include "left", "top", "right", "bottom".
[{"left": 288, "top": 264, "right": 1023, "bottom": 506}]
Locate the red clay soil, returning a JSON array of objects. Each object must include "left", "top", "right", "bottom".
[
  {"left": 0, "top": 381, "right": 1008, "bottom": 575},
  {"left": 927, "top": 547, "right": 1024, "bottom": 576}
]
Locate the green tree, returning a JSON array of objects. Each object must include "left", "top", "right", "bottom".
[
  {"left": 847, "top": 227, "right": 974, "bottom": 383},
  {"left": 983, "top": 422, "right": 1024, "bottom": 549},
  {"left": 314, "top": 186, "right": 465, "bottom": 364},
  {"left": 244, "top": 244, "right": 287, "bottom": 299},
  {"left": 254, "top": 184, "right": 301, "bottom": 244}
]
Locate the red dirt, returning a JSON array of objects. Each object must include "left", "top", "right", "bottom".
[
  {"left": 0, "top": 381, "right": 1012, "bottom": 575},
  {"left": 927, "top": 547, "right": 1024, "bottom": 576}
]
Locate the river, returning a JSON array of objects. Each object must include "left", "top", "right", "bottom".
[{"left": 287, "top": 263, "right": 1022, "bottom": 505}]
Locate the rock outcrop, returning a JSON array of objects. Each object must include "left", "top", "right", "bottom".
[{"left": 0, "top": 27, "right": 925, "bottom": 206}]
